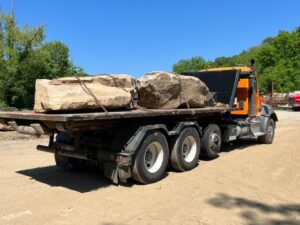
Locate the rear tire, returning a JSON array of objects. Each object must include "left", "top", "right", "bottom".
[
  {"left": 170, "top": 127, "right": 201, "bottom": 171},
  {"left": 258, "top": 118, "right": 275, "bottom": 144},
  {"left": 54, "top": 133, "right": 87, "bottom": 171},
  {"left": 55, "top": 154, "right": 74, "bottom": 171},
  {"left": 201, "top": 124, "right": 221, "bottom": 159},
  {"left": 132, "top": 131, "right": 169, "bottom": 184},
  {"left": 55, "top": 154, "right": 90, "bottom": 171}
]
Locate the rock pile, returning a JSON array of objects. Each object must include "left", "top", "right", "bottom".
[{"left": 33, "top": 72, "right": 209, "bottom": 112}]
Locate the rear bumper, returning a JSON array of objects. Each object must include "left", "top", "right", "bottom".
[
  {"left": 37, "top": 145, "right": 89, "bottom": 160},
  {"left": 36, "top": 144, "right": 132, "bottom": 184}
]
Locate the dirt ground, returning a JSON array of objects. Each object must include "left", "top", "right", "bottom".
[{"left": 0, "top": 110, "right": 299, "bottom": 225}]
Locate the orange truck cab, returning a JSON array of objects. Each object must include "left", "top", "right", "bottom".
[
  {"left": 202, "top": 66, "right": 262, "bottom": 117},
  {"left": 182, "top": 62, "right": 278, "bottom": 144}
]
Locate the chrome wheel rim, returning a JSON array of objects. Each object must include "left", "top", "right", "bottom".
[
  {"left": 144, "top": 142, "right": 164, "bottom": 173},
  {"left": 267, "top": 123, "right": 274, "bottom": 139},
  {"left": 182, "top": 136, "right": 197, "bottom": 162},
  {"left": 209, "top": 131, "right": 220, "bottom": 152}
]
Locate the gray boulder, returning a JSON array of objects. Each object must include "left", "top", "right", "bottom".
[{"left": 137, "top": 71, "right": 209, "bottom": 109}]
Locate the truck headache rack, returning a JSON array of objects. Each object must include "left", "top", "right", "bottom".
[{"left": 182, "top": 70, "right": 240, "bottom": 108}]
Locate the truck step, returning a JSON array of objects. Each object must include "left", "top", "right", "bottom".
[{"left": 253, "top": 132, "right": 265, "bottom": 137}]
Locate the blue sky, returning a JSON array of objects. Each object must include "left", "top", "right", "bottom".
[{"left": 1, "top": 0, "right": 300, "bottom": 77}]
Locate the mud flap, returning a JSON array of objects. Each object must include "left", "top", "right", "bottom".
[
  {"left": 104, "top": 163, "right": 131, "bottom": 184},
  {"left": 104, "top": 163, "right": 119, "bottom": 184},
  {"left": 118, "top": 166, "right": 131, "bottom": 183}
]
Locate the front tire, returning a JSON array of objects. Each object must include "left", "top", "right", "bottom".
[
  {"left": 132, "top": 131, "right": 169, "bottom": 184},
  {"left": 170, "top": 127, "right": 201, "bottom": 171},
  {"left": 258, "top": 118, "right": 275, "bottom": 144}
]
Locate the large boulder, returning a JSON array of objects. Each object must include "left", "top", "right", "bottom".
[
  {"left": 137, "top": 71, "right": 209, "bottom": 109},
  {"left": 34, "top": 75, "right": 135, "bottom": 113}
]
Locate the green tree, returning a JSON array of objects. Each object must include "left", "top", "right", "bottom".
[
  {"left": 173, "top": 27, "right": 300, "bottom": 92},
  {"left": 0, "top": 7, "right": 85, "bottom": 108},
  {"left": 173, "top": 56, "right": 209, "bottom": 73},
  {"left": 257, "top": 29, "right": 300, "bottom": 92}
]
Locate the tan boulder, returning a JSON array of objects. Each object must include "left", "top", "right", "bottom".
[
  {"left": 50, "top": 74, "right": 136, "bottom": 95},
  {"left": 34, "top": 75, "right": 135, "bottom": 113},
  {"left": 137, "top": 71, "right": 209, "bottom": 109},
  {"left": 0, "top": 119, "right": 13, "bottom": 131}
]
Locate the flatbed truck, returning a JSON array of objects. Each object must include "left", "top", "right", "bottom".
[{"left": 0, "top": 65, "right": 278, "bottom": 184}]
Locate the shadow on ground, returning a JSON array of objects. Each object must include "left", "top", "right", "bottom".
[
  {"left": 207, "top": 193, "right": 300, "bottom": 225},
  {"left": 221, "top": 140, "right": 259, "bottom": 153},
  {"left": 200, "top": 140, "right": 259, "bottom": 161},
  {"left": 17, "top": 165, "right": 134, "bottom": 193}
]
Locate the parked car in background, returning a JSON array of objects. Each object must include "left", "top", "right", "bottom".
[{"left": 289, "top": 91, "right": 300, "bottom": 111}]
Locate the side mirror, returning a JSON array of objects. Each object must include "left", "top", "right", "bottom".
[
  {"left": 267, "top": 82, "right": 273, "bottom": 94},
  {"left": 239, "top": 101, "right": 244, "bottom": 110},
  {"left": 250, "top": 59, "right": 255, "bottom": 71}
]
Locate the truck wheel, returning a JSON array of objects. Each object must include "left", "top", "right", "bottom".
[
  {"left": 132, "top": 131, "right": 169, "bottom": 184},
  {"left": 170, "top": 127, "right": 200, "bottom": 171},
  {"left": 54, "top": 133, "right": 79, "bottom": 171},
  {"left": 201, "top": 124, "right": 221, "bottom": 159},
  {"left": 55, "top": 154, "right": 87, "bottom": 171},
  {"left": 258, "top": 118, "right": 275, "bottom": 144},
  {"left": 55, "top": 154, "right": 74, "bottom": 171}
]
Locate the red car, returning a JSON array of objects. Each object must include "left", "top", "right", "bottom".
[{"left": 289, "top": 92, "right": 300, "bottom": 111}]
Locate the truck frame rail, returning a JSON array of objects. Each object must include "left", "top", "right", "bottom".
[{"left": 0, "top": 106, "right": 229, "bottom": 122}]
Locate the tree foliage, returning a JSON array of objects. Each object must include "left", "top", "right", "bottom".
[
  {"left": 173, "top": 27, "right": 300, "bottom": 92},
  {"left": 0, "top": 8, "right": 85, "bottom": 108},
  {"left": 172, "top": 57, "right": 211, "bottom": 74}
]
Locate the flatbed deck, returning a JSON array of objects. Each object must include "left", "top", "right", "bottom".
[{"left": 0, "top": 106, "right": 228, "bottom": 122}]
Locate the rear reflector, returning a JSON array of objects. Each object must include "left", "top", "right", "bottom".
[{"left": 117, "top": 155, "right": 132, "bottom": 166}]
